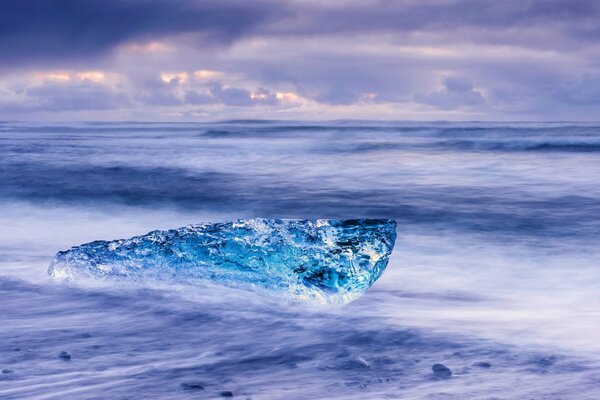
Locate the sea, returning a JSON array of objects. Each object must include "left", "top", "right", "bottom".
[{"left": 1, "top": 120, "right": 599, "bottom": 399}]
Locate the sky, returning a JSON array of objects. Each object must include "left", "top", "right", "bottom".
[{"left": 1, "top": 0, "right": 600, "bottom": 121}]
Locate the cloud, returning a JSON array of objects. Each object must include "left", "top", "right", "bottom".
[
  {"left": 16, "top": 80, "right": 130, "bottom": 111},
  {"left": 414, "top": 77, "right": 485, "bottom": 109},
  {"left": 275, "top": 0, "right": 600, "bottom": 47},
  {"left": 186, "top": 84, "right": 280, "bottom": 107},
  {"left": 135, "top": 78, "right": 183, "bottom": 107},
  {"left": 2, "top": 0, "right": 599, "bottom": 70},
  {"left": 315, "top": 87, "right": 362, "bottom": 106},
  {"left": 0, "top": 0, "right": 285, "bottom": 67},
  {"left": 208, "top": 84, "right": 255, "bottom": 107},
  {"left": 553, "top": 74, "right": 600, "bottom": 105},
  {"left": 1, "top": 0, "right": 600, "bottom": 120}
]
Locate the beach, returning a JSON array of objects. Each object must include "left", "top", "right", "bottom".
[{"left": 1, "top": 121, "right": 599, "bottom": 399}]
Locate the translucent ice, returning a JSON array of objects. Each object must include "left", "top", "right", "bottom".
[{"left": 48, "top": 219, "right": 396, "bottom": 304}]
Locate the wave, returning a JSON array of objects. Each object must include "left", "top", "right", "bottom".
[
  {"left": 430, "top": 140, "right": 600, "bottom": 152},
  {"left": 0, "top": 276, "right": 597, "bottom": 400},
  {"left": 1, "top": 163, "right": 599, "bottom": 239},
  {"left": 1, "top": 122, "right": 599, "bottom": 242},
  {"left": 316, "top": 139, "right": 600, "bottom": 154}
]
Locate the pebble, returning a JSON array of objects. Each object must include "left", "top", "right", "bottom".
[
  {"left": 181, "top": 382, "right": 205, "bottom": 390},
  {"left": 59, "top": 351, "right": 72, "bottom": 361},
  {"left": 220, "top": 391, "right": 234, "bottom": 397},
  {"left": 536, "top": 357, "right": 555, "bottom": 366},
  {"left": 432, "top": 363, "right": 452, "bottom": 379},
  {"left": 473, "top": 361, "right": 491, "bottom": 368}
]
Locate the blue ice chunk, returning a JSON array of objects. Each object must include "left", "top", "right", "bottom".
[{"left": 48, "top": 219, "right": 396, "bottom": 304}]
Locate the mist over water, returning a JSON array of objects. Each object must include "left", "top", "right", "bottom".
[{"left": 1, "top": 121, "right": 599, "bottom": 399}]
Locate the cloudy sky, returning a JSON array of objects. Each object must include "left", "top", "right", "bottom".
[{"left": 1, "top": 0, "right": 600, "bottom": 121}]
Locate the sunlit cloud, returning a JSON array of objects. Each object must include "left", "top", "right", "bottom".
[
  {"left": 123, "top": 41, "right": 175, "bottom": 53},
  {"left": 250, "top": 91, "right": 269, "bottom": 100},
  {"left": 275, "top": 92, "right": 303, "bottom": 103},
  {"left": 77, "top": 71, "right": 106, "bottom": 82},
  {"left": 34, "top": 70, "right": 112, "bottom": 83},
  {"left": 362, "top": 92, "right": 378, "bottom": 101},
  {"left": 160, "top": 72, "right": 189, "bottom": 84},
  {"left": 36, "top": 71, "right": 71, "bottom": 82},
  {"left": 194, "top": 70, "right": 223, "bottom": 80}
]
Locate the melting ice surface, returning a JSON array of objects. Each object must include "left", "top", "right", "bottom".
[{"left": 48, "top": 219, "right": 397, "bottom": 304}]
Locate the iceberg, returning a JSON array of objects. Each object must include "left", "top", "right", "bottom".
[{"left": 48, "top": 219, "right": 396, "bottom": 304}]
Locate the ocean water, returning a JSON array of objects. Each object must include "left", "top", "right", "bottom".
[{"left": 1, "top": 121, "right": 599, "bottom": 399}]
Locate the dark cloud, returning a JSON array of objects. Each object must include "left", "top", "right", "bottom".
[
  {"left": 315, "top": 87, "right": 362, "bottom": 106},
  {"left": 186, "top": 84, "right": 279, "bottom": 107},
  {"left": 184, "top": 90, "right": 214, "bottom": 106},
  {"left": 414, "top": 77, "right": 485, "bottom": 109},
  {"left": 278, "top": 0, "right": 600, "bottom": 46},
  {"left": 135, "top": 78, "right": 183, "bottom": 107},
  {"left": 0, "top": 0, "right": 285, "bottom": 67},
  {"left": 209, "top": 83, "right": 255, "bottom": 107},
  {"left": 2, "top": 0, "right": 599, "bottom": 69},
  {"left": 240, "top": 50, "right": 421, "bottom": 106},
  {"left": 22, "top": 80, "right": 130, "bottom": 111},
  {"left": 553, "top": 74, "right": 600, "bottom": 105}
]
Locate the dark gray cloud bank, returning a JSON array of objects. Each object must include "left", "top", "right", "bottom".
[
  {"left": 1, "top": 0, "right": 599, "bottom": 120},
  {"left": 0, "top": 0, "right": 283, "bottom": 66}
]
